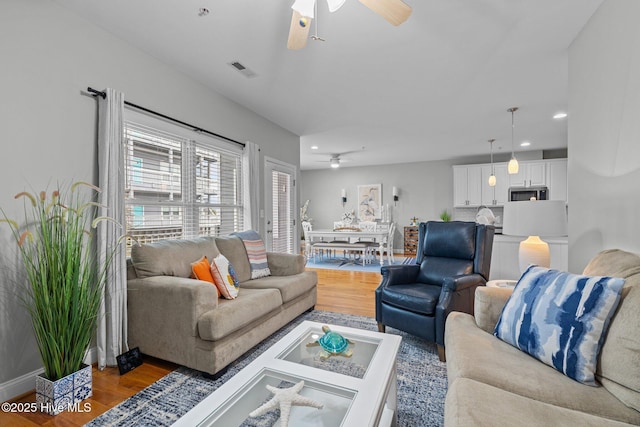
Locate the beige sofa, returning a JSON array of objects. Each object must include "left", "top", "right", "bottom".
[
  {"left": 444, "top": 249, "right": 640, "bottom": 426},
  {"left": 126, "top": 235, "right": 317, "bottom": 376}
]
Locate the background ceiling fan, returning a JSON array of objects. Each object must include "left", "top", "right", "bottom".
[
  {"left": 314, "top": 147, "right": 366, "bottom": 168},
  {"left": 288, "top": 0, "right": 412, "bottom": 50}
]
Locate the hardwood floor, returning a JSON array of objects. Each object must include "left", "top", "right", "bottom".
[{"left": 0, "top": 267, "right": 383, "bottom": 426}]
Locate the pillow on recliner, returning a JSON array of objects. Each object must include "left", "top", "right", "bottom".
[{"left": 494, "top": 265, "right": 624, "bottom": 385}]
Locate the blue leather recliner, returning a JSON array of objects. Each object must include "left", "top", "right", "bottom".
[{"left": 375, "top": 221, "right": 495, "bottom": 361}]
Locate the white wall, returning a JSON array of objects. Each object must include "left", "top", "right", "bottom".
[
  {"left": 568, "top": 0, "right": 640, "bottom": 272},
  {"left": 301, "top": 159, "right": 457, "bottom": 251},
  {"left": 300, "top": 150, "right": 565, "bottom": 251},
  {"left": 0, "top": 0, "right": 299, "bottom": 398}
]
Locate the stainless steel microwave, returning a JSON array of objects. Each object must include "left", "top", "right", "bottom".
[{"left": 508, "top": 186, "right": 549, "bottom": 202}]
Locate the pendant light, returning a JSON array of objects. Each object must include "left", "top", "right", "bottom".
[
  {"left": 507, "top": 107, "right": 519, "bottom": 174},
  {"left": 488, "top": 139, "right": 496, "bottom": 187}
]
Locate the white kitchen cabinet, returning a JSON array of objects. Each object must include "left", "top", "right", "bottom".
[
  {"left": 547, "top": 159, "right": 568, "bottom": 203},
  {"left": 454, "top": 159, "right": 566, "bottom": 207},
  {"left": 481, "top": 164, "right": 509, "bottom": 206},
  {"left": 509, "top": 161, "right": 546, "bottom": 187},
  {"left": 453, "top": 165, "right": 482, "bottom": 207}
]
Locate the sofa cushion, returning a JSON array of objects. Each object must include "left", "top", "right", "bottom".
[
  {"left": 214, "top": 235, "right": 251, "bottom": 283},
  {"left": 210, "top": 254, "right": 240, "bottom": 300},
  {"left": 197, "top": 288, "right": 282, "bottom": 341},
  {"left": 131, "top": 237, "right": 219, "bottom": 279},
  {"left": 494, "top": 265, "right": 624, "bottom": 385},
  {"left": 445, "top": 312, "right": 640, "bottom": 424},
  {"left": 445, "top": 378, "right": 634, "bottom": 427},
  {"left": 583, "top": 249, "right": 640, "bottom": 411},
  {"left": 240, "top": 271, "right": 317, "bottom": 303}
]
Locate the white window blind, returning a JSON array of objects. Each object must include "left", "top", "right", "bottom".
[{"left": 124, "top": 121, "right": 243, "bottom": 253}]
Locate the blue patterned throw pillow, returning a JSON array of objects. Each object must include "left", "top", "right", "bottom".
[{"left": 494, "top": 266, "right": 624, "bottom": 385}]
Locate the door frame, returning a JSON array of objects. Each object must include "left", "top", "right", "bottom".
[{"left": 263, "top": 157, "right": 298, "bottom": 252}]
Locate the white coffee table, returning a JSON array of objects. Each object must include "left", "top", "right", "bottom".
[{"left": 173, "top": 320, "right": 402, "bottom": 427}]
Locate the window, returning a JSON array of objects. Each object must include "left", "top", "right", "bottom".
[{"left": 123, "top": 120, "right": 243, "bottom": 253}]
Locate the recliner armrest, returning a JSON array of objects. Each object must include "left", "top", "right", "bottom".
[
  {"left": 266, "top": 252, "right": 305, "bottom": 276},
  {"left": 380, "top": 264, "right": 420, "bottom": 286},
  {"left": 435, "top": 274, "right": 487, "bottom": 346},
  {"left": 442, "top": 273, "right": 486, "bottom": 291}
]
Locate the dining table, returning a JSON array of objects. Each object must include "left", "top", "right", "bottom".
[{"left": 305, "top": 229, "right": 388, "bottom": 266}]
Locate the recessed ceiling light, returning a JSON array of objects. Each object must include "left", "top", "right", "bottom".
[
  {"left": 553, "top": 112, "right": 568, "bottom": 119},
  {"left": 520, "top": 141, "right": 531, "bottom": 147},
  {"left": 311, "top": 145, "right": 319, "bottom": 150}
]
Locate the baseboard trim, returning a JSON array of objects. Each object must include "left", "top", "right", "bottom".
[
  {"left": 0, "top": 367, "right": 44, "bottom": 402},
  {"left": 0, "top": 346, "right": 97, "bottom": 402}
]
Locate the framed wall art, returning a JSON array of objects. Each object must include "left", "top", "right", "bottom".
[{"left": 357, "top": 184, "right": 382, "bottom": 220}]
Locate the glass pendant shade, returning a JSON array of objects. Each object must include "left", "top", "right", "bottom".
[
  {"left": 326, "top": 0, "right": 346, "bottom": 12},
  {"left": 292, "top": 0, "right": 316, "bottom": 18},
  {"left": 507, "top": 107, "right": 519, "bottom": 175},
  {"left": 487, "top": 139, "right": 497, "bottom": 186},
  {"left": 508, "top": 156, "right": 519, "bottom": 174}
]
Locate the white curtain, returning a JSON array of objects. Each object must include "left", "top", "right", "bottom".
[
  {"left": 242, "top": 141, "right": 260, "bottom": 231},
  {"left": 96, "top": 88, "right": 127, "bottom": 369}
]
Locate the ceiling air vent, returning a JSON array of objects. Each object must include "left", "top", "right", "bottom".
[{"left": 228, "top": 61, "right": 257, "bottom": 78}]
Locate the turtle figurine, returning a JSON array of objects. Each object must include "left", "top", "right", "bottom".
[{"left": 306, "top": 325, "right": 354, "bottom": 360}]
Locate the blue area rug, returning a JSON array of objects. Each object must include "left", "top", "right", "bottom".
[
  {"left": 85, "top": 310, "right": 447, "bottom": 427},
  {"left": 306, "top": 256, "right": 414, "bottom": 272}
]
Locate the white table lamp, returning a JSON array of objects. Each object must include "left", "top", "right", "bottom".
[{"left": 502, "top": 200, "right": 568, "bottom": 272}]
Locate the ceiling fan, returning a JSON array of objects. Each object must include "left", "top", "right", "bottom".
[
  {"left": 287, "top": 0, "right": 412, "bottom": 50},
  {"left": 314, "top": 147, "right": 365, "bottom": 168}
]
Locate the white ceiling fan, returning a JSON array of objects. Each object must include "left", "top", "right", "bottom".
[
  {"left": 287, "top": 0, "right": 412, "bottom": 50},
  {"left": 313, "top": 147, "right": 365, "bottom": 168}
]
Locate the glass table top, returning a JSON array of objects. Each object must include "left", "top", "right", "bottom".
[
  {"left": 276, "top": 326, "right": 381, "bottom": 379},
  {"left": 196, "top": 369, "right": 356, "bottom": 427}
]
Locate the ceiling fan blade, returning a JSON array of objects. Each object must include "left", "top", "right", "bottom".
[
  {"left": 359, "top": 0, "right": 412, "bottom": 26},
  {"left": 287, "top": 10, "right": 311, "bottom": 50},
  {"left": 326, "top": 0, "right": 347, "bottom": 13}
]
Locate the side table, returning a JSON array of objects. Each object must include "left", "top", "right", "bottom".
[
  {"left": 486, "top": 279, "right": 517, "bottom": 288},
  {"left": 403, "top": 226, "right": 418, "bottom": 256}
]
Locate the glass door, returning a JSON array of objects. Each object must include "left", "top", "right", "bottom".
[{"left": 264, "top": 158, "right": 297, "bottom": 253}]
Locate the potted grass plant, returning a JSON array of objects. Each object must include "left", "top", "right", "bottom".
[
  {"left": 439, "top": 209, "right": 452, "bottom": 222},
  {"left": 1, "top": 181, "right": 117, "bottom": 415}
]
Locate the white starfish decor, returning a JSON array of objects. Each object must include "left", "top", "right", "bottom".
[{"left": 248, "top": 380, "right": 323, "bottom": 427}]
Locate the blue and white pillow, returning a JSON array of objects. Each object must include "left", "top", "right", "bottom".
[{"left": 494, "top": 266, "right": 624, "bottom": 385}]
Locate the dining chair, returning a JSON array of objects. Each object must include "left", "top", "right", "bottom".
[{"left": 382, "top": 222, "right": 396, "bottom": 264}]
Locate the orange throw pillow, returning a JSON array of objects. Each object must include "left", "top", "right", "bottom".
[{"left": 191, "top": 256, "right": 221, "bottom": 298}]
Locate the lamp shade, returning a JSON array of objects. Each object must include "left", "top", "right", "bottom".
[{"left": 502, "top": 201, "right": 567, "bottom": 237}]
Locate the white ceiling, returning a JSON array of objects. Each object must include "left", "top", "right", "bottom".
[{"left": 55, "top": 0, "right": 602, "bottom": 170}]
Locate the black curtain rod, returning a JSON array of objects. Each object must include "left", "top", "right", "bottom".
[{"left": 86, "top": 87, "right": 245, "bottom": 148}]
